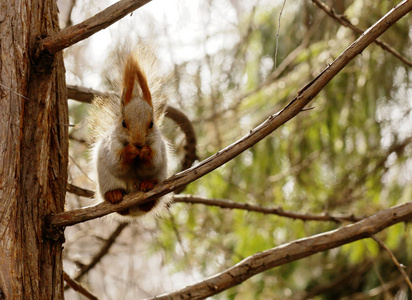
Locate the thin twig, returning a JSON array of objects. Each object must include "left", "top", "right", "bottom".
[
  {"left": 67, "top": 183, "right": 94, "bottom": 198},
  {"left": 173, "top": 195, "right": 364, "bottom": 223},
  {"left": 47, "top": 0, "right": 412, "bottom": 229},
  {"left": 63, "top": 271, "right": 99, "bottom": 300},
  {"left": 372, "top": 235, "right": 412, "bottom": 291},
  {"left": 274, "top": 0, "right": 287, "bottom": 70},
  {"left": 0, "top": 82, "right": 29, "bottom": 100},
  {"left": 311, "top": 0, "right": 412, "bottom": 67}
]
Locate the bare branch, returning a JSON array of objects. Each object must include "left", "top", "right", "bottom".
[
  {"left": 66, "top": 184, "right": 365, "bottom": 222},
  {"left": 311, "top": 0, "right": 412, "bottom": 67},
  {"left": 63, "top": 271, "right": 98, "bottom": 300},
  {"left": 38, "top": 0, "right": 152, "bottom": 54},
  {"left": 48, "top": 0, "right": 412, "bottom": 229},
  {"left": 73, "top": 223, "right": 128, "bottom": 282},
  {"left": 173, "top": 195, "right": 364, "bottom": 223},
  {"left": 145, "top": 202, "right": 412, "bottom": 300},
  {"left": 372, "top": 235, "right": 412, "bottom": 291}
]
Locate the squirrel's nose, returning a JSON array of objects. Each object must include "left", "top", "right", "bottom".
[
  {"left": 132, "top": 139, "right": 144, "bottom": 148},
  {"left": 130, "top": 135, "right": 144, "bottom": 148}
]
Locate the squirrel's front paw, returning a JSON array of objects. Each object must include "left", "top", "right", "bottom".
[
  {"left": 140, "top": 179, "right": 158, "bottom": 192},
  {"left": 105, "top": 189, "right": 125, "bottom": 204},
  {"left": 122, "top": 144, "right": 141, "bottom": 165},
  {"left": 139, "top": 145, "right": 154, "bottom": 162}
]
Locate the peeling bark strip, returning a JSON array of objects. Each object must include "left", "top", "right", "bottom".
[
  {"left": 38, "top": 0, "right": 152, "bottom": 54},
  {"left": 0, "top": 0, "right": 68, "bottom": 299},
  {"left": 48, "top": 0, "right": 412, "bottom": 229},
  {"left": 146, "top": 202, "right": 412, "bottom": 300}
]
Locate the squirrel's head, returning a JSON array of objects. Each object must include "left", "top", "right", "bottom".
[{"left": 120, "top": 55, "right": 156, "bottom": 147}]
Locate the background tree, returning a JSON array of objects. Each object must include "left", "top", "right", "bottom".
[{"left": 1, "top": 0, "right": 411, "bottom": 299}]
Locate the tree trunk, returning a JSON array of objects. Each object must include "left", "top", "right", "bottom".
[{"left": 0, "top": 1, "right": 68, "bottom": 299}]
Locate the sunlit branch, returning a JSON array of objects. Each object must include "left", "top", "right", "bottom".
[
  {"left": 38, "top": 0, "right": 152, "bottom": 54},
  {"left": 311, "top": 0, "right": 412, "bottom": 67},
  {"left": 48, "top": 0, "right": 412, "bottom": 229},
  {"left": 145, "top": 202, "right": 412, "bottom": 300}
]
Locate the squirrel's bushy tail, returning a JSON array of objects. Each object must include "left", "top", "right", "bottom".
[{"left": 88, "top": 44, "right": 168, "bottom": 144}]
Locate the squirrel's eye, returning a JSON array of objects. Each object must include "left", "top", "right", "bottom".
[
  {"left": 149, "top": 121, "right": 153, "bottom": 129},
  {"left": 122, "top": 120, "right": 127, "bottom": 128}
]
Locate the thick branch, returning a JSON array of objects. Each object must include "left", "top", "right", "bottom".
[
  {"left": 49, "top": 0, "right": 412, "bottom": 229},
  {"left": 38, "top": 0, "right": 152, "bottom": 54},
  {"left": 311, "top": 0, "right": 412, "bottom": 67},
  {"left": 145, "top": 202, "right": 412, "bottom": 300}
]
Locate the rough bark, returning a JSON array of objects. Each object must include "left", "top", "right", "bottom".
[{"left": 0, "top": 0, "right": 68, "bottom": 299}]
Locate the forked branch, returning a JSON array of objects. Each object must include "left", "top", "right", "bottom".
[{"left": 48, "top": 0, "right": 412, "bottom": 229}]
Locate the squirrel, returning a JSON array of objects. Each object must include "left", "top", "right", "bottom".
[{"left": 88, "top": 47, "right": 172, "bottom": 221}]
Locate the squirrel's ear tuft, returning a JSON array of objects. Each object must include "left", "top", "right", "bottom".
[{"left": 123, "top": 54, "right": 152, "bottom": 108}]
